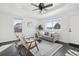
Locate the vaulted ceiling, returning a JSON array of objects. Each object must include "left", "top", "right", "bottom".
[{"left": 0, "top": 3, "right": 79, "bottom": 19}]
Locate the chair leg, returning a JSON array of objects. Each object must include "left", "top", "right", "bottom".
[
  {"left": 35, "top": 41, "right": 39, "bottom": 51},
  {"left": 25, "top": 48, "right": 30, "bottom": 55},
  {"left": 27, "top": 43, "right": 32, "bottom": 54},
  {"left": 36, "top": 45, "right": 39, "bottom": 51}
]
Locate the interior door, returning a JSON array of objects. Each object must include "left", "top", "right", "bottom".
[{"left": 70, "top": 16, "right": 79, "bottom": 45}]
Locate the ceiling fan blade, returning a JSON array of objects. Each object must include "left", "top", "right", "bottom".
[
  {"left": 44, "top": 4, "right": 53, "bottom": 8},
  {"left": 31, "top": 3, "right": 38, "bottom": 7},
  {"left": 32, "top": 8, "right": 39, "bottom": 11}
]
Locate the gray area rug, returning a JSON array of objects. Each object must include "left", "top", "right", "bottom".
[{"left": 31, "top": 40, "right": 63, "bottom": 56}]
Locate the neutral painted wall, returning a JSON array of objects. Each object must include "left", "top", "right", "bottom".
[
  {"left": 38, "top": 16, "right": 70, "bottom": 43},
  {"left": 60, "top": 11, "right": 79, "bottom": 44},
  {"left": 69, "top": 15, "right": 79, "bottom": 45},
  {"left": 39, "top": 10, "right": 79, "bottom": 45},
  {"left": 0, "top": 4, "right": 79, "bottom": 45},
  {"left": 0, "top": 12, "right": 16, "bottom": 43},
  {"left": 59, "top": 16, "right": 70, "bottom": 43},
  {"left": 22, "top": 17, "right": 40, "bottom": 38},
  {"left": 0, "top": 12, "right": 41, "bottom": 43}
]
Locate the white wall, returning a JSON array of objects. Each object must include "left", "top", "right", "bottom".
[
  {"left": 60, "top": 11, "right": 79, "bottom": 44},
  {"left": 0, "top": 3, "right": 79, "bottom": 45},
  {"left": 0, "top": 11, "right": 41, "bottom": 43},
  {"left": 22, "top": 10, "right": 79, "bottom": 45},
  {"left": 38, "top": 16, "right": 70, "bottom": 43},
  {"left": 59, "top": 16, "right": 70, "bottom": 43},
  {"left": 22, "top": 18, "right": 40, "bottom": 37},
  {"left": 0, "top": 12, "right": 16, "bottom": 43},
  {"left": 69, "top": 15, "right": 79, "bottom": 45},
  {"left": 39, "top": 10, "right": 79, "bottom": 44}
]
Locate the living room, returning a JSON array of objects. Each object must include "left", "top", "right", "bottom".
[{"left": 0, "top": 3, "right": 79, "bottom": 56}]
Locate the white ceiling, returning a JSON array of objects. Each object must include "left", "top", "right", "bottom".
[{"left": 0, "top": 3, "right": 79, "bottom": 19}]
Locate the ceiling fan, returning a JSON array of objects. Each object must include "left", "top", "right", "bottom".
[{"left": 31, "top": 3, "right": 53, "bottom": 14}]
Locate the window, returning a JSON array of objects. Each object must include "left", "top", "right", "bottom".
[
  {"left": 46, "top": 21, "right": 58, "bottom": 29},
  {"left": 46, "top": 17, "right": 61, "bottom": 29},
  {"left": 14, "top": 19, "right": 22, "bottom": 33}
]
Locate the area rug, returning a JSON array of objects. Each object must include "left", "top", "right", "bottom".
[{"left": 30, "top": 40, "right": 63, "bottom": 56}]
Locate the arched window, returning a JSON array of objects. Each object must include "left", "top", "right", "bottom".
[
  {"left": 54, "top": 23, "right": 61, "bottom": 29},
  {"left": 14, "top": 23, "right": 22, "bottom": 32}
]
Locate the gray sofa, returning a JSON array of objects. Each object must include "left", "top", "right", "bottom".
[{"left": 40, "top": 35, "right": 54, "bottom": 42}]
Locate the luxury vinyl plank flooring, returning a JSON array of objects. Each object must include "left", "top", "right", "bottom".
[
  {"left": 0, "top": 44, "right": 20, "bottom": 56},
  {"left": 0, "top": 41, "right": 78, "bottom": 56}
]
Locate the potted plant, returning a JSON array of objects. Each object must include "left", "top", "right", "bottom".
[{"left": 38, "top": 25, "right": 43, "bottom": 30}]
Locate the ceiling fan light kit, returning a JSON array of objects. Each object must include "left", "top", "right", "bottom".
[{"left": 31, "top": 3, "right": 53, "bottom": 14}]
